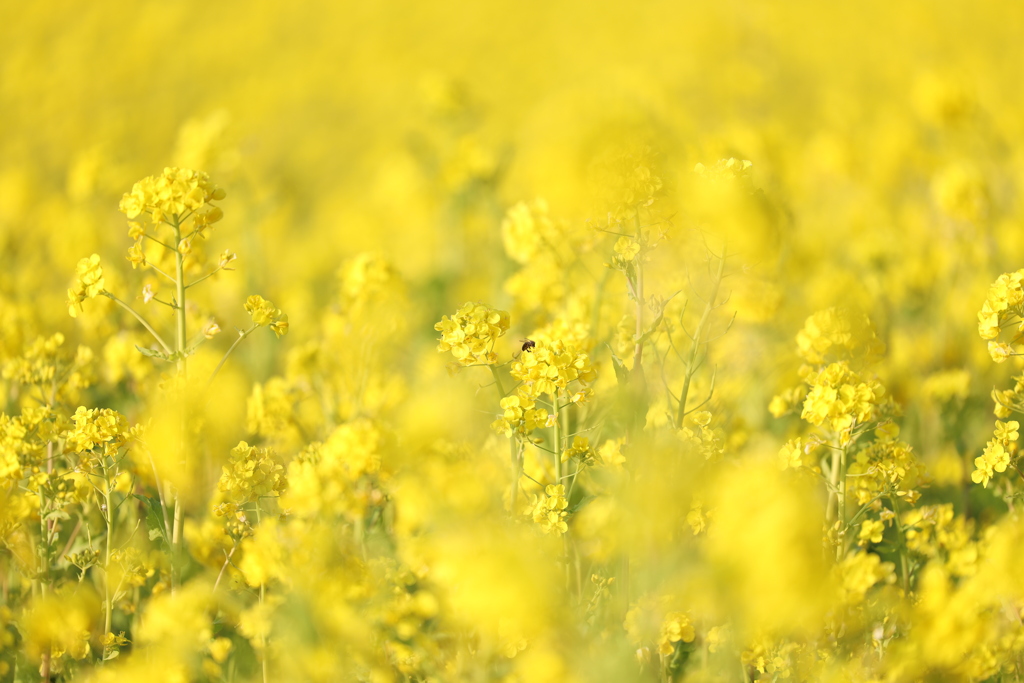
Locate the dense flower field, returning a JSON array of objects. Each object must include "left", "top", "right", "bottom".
[{"left": 5, "top": 1, "right": 1024, "bottom": 681}]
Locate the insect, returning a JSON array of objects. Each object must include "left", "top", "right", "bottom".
[{"left": 520, "top": 338, "right": 536, "bottom": 352}]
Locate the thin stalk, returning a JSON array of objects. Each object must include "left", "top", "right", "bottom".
[
  {"left": 254, "top": 503, "right": 269, "bottom": 683},
  {"left": 102, "top": 458, "right": 114, "bottom": 635},
  {"left": 888, "top": 494, "right": 911, "bottom": 593},
  {"left": 630, "top": 208, "right": 646, "bottom": 426},
  {"left": 675, "top": 253, "right": 725, "bottom": 428},
  {"left": 171, "top": 218, "right": 187, "bottom": 591},
  {"left": 552, "top": 390, "right": 562, "bottom": 484},
  {"left": 173, "top": 220, "right": 187, "bottom": 361},
  {"left": 102, "top": 292, "right": 173, "bottom": 355},
  {"left": 208, "top": 326, "right": 257, "bottom": 388},
  {"left": 145, "top": 447, "right": 173, "bottom": 545},
  {"left": 490, "top": 365, "right": 521, "bottom": 514},
  {"left": 826, "top": 448, "right": 840, "bottom": 524},
  {"left": 185, "top": 263, "right": 230, "bottom": 290},
  {"left": 213, "top": 541, "right": 240, "bottom": 594},
  {"left": 148, "top": 263, "right": 176, "bottom": 285},
  {"left": 38, "top": 490, "right": 48, "bottom": 597},
  {"left": 836, "top": 444, "right": 848, "bottom": 562}
]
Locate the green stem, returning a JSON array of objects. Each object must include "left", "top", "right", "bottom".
[
  {"left": 185, "top": 263, "right": 229, "bottom": 290},
  {"left": 173, "top": 221, "right": 187, "bottom": 361},
  {"left": 633, "top": 228, "right": 645, "bottom": 374},
  {"left": 142, "top": 233, "right": 175, "bottom": 251},
  {"left": 552, "top": 390, "right": 562, "bottom": 485},
  {"left": 836, "top": 444, "right": 848, "bottom": 561},
  {"left": 489, "top": 365, "right": 521, "bottom": 514},
  {"left": 255, "top": 503, "right": 269, "bottom": 683},
  {"left": 212, "top": 541, "right": 240, "bottom": 594},
  {"left": 208, "top": 325, "right": 257, "bottom": 387},
  {"left": 888, "top": 494, "right": 911, "bottom": 593},
  {"left": 140, "top": 255, "right": 176, "bottom": 284},
  {"left": 826, "top": 447, "right": 840, "bottom": 524},
  {"left": 38, "top": 489, "right": 48, "bottom": 598},
  {"left": 171, "top": 219, "right": 187, "bottom": 592},
  {"left": 144, "top": 446, "right": 173, "bottom": 548},
  {"left": 675, "top": 253, "right": 725, "bottom": 428},
  {"left": 102, "top": 458, "right": 114, "bottom": 636},
  {"left": 103, "top": 292, "right": 173, "bottom": 355}
]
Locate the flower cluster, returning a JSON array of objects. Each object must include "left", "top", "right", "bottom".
[
  {"left": 777, "top": 437, "right": 818, "bottom": 470},
  {"left": 847, "top": 437, "right": 925, "bottom": 504},
  {"left": 588, "top": 141, "right": 664, "bottom": 215},
  {"left": 67, "top": 254, "right": 106, "bottom": 318},
  {"left": 901, "top": 504, "right": 979, "bottom": 577},
  {"left": 800, "top": 361, "right": 887, "bottom": 442},
  {"left": 530, "top": 484, "right": 568, "bottom": 535},
  {"left": 678, "top": 410, "right": 725, "bottom": 460},
  {"left": 219, "top": 441, "right": 286, "bottom": 504},
  {"left": 501, "top": 199, "right": 560, "bottom": 265},
  {"left": 244, "top": 295, "right": 289, "bottom": 337},
  {"left": 492, "top": 390, "right": 549, "bottom": 437},
  {"left": 624, "top": 597, "right": 697, "bottom": 661},
  {"left": 795, "top": 307, "right": 886, "bottom": 367},
  {"left": 971, "top": 438, "right": 1012, "bottom": 488},
  {"left": 970, "top": 419, "right": 1021, "bottom": 489},
  {"left": 282, "top": 420, "right": 384, "bottom": 519},
  {"left": 119, "top": 167, "right": 225, "bottom": 227},
  {"left": 978, "top": 269, "right": 1024, "bottom": 362},
  {"left": 434, "top": 302, "right": 510, "bottom": 367},
  {"left": 509, "top": 338, "right": 596, "bottom": 400},
  {"left": 562, "top": 435, "right": 593, "bottom": 464},
  {"left": 837, "top": 551, "right": 895, "bottom": 604},
  {"left": 657, "top": 612, "right": 696, "bottom": 656},
  {"left": 64, "top": 406, "right": 129, "bottom": 458}
]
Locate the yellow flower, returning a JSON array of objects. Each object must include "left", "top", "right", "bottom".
[
  {"left": 613, "top": 236, "right": 641, "bottom": 262},
  {"left": 245, "top": 295, "right": 289, "bottom": 337},
  {"left": 434, "top": 302, "right": 510, "bottom": 367},
  {"left": 994, "top": 420, "right": 1020, "bottom": 445},
  {"left": 65, "top": 406, "right": 129, "bottom": 458},
  {"left": 971, "top": 440, "right": 1010, "bottom": 488},
  {"left": 989, "top": 341, "right": 1014, "bottom": 363},
  {"left": 778, "top": 439, "right": 804, "bottom": 470},
  {"left": 530, "top": 484, "right": 568, "bottom": 535},
  {"left": 837, "top": 552, "right": 895, "bottom": 604},
  {"left": 657, "top": 612, "right": 695, "bottom": 655},
  {"left": 510, "top": 338, "right": 596, "bottom": 400},
  {"left": 67, "top": 254, "right": 106, "bottom": 318},
  {"left": 119, "top": 167, "right": 225, "bottom": 223},
  {"left": 858, "top": 519, "right": 884, "bottom": 546},
  {"left": 126, "top": 241, "right": 146, "bottom": 269},
  {"left": 219, "top": 441, "right": 286, "bottom": 504}
]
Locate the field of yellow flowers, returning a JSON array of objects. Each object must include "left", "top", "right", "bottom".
[{"left": 6, "top": 1, "right": 1024, "bottom": 681}]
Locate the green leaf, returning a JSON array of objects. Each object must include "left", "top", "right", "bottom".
[
  {"left": 135, "top": 345, "right": 170, "bottom": 361},
  {"left": 134, "top": 493, "right": 169, "bottom": 549},
  {"left": 607, "top": 345, "right": 629, "bottom": 386},
  {"left": 567, "top": 494, "right": 596, "bottom": 515}
]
